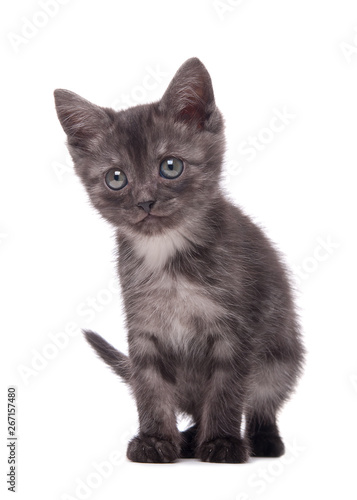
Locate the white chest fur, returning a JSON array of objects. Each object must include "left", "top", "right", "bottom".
[
  {"left": 130, "top": 227, "right": 190, "bottom": 272},
  {"left": 125, "top": 228, "right": 225, "bottom": 350}
]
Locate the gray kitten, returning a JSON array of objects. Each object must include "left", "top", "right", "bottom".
[{"left": 54, "top": 58, "right": 304, "bottom": 463}]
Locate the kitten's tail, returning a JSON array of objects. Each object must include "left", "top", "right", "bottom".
[{"left": 83, "top": 330, "right": 132, "bottom": 383}]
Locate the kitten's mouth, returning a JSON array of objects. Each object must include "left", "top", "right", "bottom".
[{"left": 137, "top": 213, "right": 164, "bottom": 224}]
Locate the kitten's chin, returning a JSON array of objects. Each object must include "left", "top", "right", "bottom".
[{"left": 133, "top": 213, "right": 172, "bottom": 236}]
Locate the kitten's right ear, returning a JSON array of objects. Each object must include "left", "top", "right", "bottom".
[
  {"left": 159, "top": 58, "right": 216, "bottom": 130},
  {"left": 54, "top": 89, "right": 111, "bottom": 149}
]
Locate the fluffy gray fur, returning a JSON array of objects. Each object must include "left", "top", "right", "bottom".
[{"left": 54, "top": 58, "right": 304, "bottom": 463}]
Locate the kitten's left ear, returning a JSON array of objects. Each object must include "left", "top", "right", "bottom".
[
  {"left": 54, "top": 89, "right": 112, "bottom": 151},
  {"left": 159, "top": 58, "right": 216, "bottom": 129}
]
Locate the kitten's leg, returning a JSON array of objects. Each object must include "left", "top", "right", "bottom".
[
  {"left": 246, "top": 413, "right": 285, "bottom": 457},
  {"left": 127, "top": 363, "right": 181, "bottom": 463},
  {"left": 245, "top": 360, "right": 297, "bottom": 457},
  {"left": 196, "top": 368, "right": 250, "bottom": 463}
]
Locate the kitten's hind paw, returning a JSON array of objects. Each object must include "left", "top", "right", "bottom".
[
  {"left": 126, "top": 435, "right": 180, "bottom": 463},
  {"left": 197, "top": 437, "right": 249, "bottom": 463}
]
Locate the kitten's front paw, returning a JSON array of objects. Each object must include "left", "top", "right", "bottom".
[
  {"left": 127, "top": 435, "right": 180, "bottom": 463},
  {"left": 197, "top": 437, "right": 249, "bottom": 463},
  {"left": 251, "top": 432, "right": 285, "bottom": 457}
]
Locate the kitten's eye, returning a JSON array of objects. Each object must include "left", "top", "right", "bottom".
[
  {"left": 105, "top": 169, "right": 128, "bottom": 190},
  {"left": 160, "top": 158, "right": 184, "bottom": 179}
]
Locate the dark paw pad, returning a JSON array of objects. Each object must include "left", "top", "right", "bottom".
[
  {"left": 198, "top": 436, "right": 249, "bottom": 463},
  {"left": 127, "top": 435, "right": 179, "bottom": 463},
  {"left": 251, "top": 432, "right": 285, "bottom": 457}
]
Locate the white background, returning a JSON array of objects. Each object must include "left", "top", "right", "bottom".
[{"left": 1, "top": 0, "right": 357, "bottom": 499}]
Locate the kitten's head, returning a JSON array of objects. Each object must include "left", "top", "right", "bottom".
[{"left": 54, "top": 58, "right": 225, "bottom": 237}]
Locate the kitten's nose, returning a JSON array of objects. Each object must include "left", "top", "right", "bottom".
[{"left": 137, "top": 200, "right": 155, "bottom": 214}]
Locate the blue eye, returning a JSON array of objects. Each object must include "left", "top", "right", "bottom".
[
  {"left": 160, "top": 158, "right": 184, "bottom": 179},
  {"left": 105, "top": 169, "right": 128, "bottom": 190}
]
